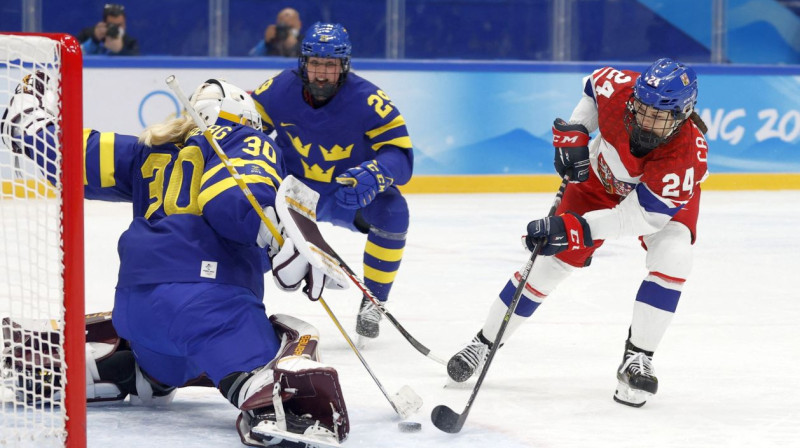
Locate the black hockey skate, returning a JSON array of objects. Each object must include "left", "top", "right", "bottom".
[
  {"left": 613, "top": 340, "right": 658, "bottom": 408},
  {"left": 249, "top": 410, "right": 340, "bottom": 448},
  {"left": 447, "top": 331, "right": 494, "bottom": 382},
  {"left": 355, "top": 296, "right": 382, "bottom": 339}
]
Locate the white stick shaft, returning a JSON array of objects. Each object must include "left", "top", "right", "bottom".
[{"left": 165, "top": 75, "right": 208, "bottom": 133}]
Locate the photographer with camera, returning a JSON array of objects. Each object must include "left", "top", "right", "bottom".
[
  {"left": 249, "top": 7, "right": 302, "bottom": 57},
  {"left": 77, "top": 3, "right": 140, "bottom": 56}
]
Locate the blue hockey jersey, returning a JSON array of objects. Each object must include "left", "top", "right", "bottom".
[
  {"left": 251, "top": 70, "right": 413, "bottom": 197},
  {"left": 79, "top": 119, "right": 284, "bottom": 298}
]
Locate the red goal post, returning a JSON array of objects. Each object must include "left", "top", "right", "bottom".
[{"left": 0, "top": 32, "right": 85, "bottom": 447}]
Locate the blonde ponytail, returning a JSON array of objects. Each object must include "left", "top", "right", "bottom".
[{"left": 138, "top": 115, "right": 198, "bottom": 146}]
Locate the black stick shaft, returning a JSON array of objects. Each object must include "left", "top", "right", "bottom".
[
  {"left": 432, "top": 176, "right": 570, "bottom": 433},
  {"left": 327, "top": 245, "right": 447, "bottom": 365}
]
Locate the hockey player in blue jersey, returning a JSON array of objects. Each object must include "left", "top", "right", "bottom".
[
  {"left": 2, "top": 75, "right": 350, "bottom": 447},
  {"left": 251, "top": 22, "right": 414, "bottom": 341}
]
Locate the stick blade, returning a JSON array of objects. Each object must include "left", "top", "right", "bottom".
[
  {"left": 393, "top": 385, "right": 423, "bottom": 419},
  {"left": 431, "top": 405, "right": 464, "bottom": 433},
  {"left": 276, "top": 175, "right": 349, "bottom": 288}
]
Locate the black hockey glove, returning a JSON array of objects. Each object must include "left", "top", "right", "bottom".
[
  {"left": 552, "top": 118, "right": 590, "bottom": 183},
  {"left": 525, "top": 212, "right": 593, "bottom": 256}
]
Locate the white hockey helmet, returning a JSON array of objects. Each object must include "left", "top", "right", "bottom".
[{"left": 189, "top": 79, "right": 262, "bottom": 130}]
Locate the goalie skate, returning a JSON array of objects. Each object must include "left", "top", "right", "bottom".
[
  {"left": 613, "top": 340, "right": 658, "bottom": 408},
  {"left": 249, "top": 411, "right": 341, "bottom": 448}
]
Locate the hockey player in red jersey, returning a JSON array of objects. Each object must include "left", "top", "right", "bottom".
[{"left": 447, "top": 58, "right": 709, "bottom": 407}]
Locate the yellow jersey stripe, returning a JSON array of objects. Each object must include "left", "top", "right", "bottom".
[
  {"left": 99, "top": 132, "right": 116, "bottom": 187},
  {"left": 198, "top": 175, "right": 277, "bottom": 211},
  {"left": 365, "top": 241, "right": 404, "bottom": 262},
  {"left": 365, "top": 115, "right": 406, "bottom": 139},
  {"left": 82, "top": 128, "right": 91, "bottom": 185},
  {"left": 201, "top": 158, "right": 282, "bottom": 187},
  {"left": 253, "top": 100, "right": 274, "bottom": 130},
  {"left": 371, "top": 136, "right": 413, "bottom": 151},
  {"left": 363, "top": 265, "right": 398, "bottom": 284}
]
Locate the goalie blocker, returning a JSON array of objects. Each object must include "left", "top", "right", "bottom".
[{"left": 3, "top": 313, "right": 350, "bottom": 448}]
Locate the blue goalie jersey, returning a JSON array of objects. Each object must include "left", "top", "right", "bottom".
[
  {"left": 251, "top": 70, "right": 414, "bottom": 198},
  {"left": 80, "top": 119, "right": 284, "bottom": 298}
]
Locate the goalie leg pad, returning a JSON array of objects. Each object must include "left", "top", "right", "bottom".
[
  {"left": 84, "top": 311, "right": 137, "bottom": 403},
  {"left": 86, "top": 345, "right": 133, "bottom": 403},
  {"left": 2, "top": 316, "right": 63, "bottom": 404},
  {"left": 270, "top": 314, "right": 322, "bottom": 362},
  {"left": 2, "top": 312, "right": 136, "bottom": 404},
  {"left": 229, "top": 314, "right": 349, "bottom": 444}
]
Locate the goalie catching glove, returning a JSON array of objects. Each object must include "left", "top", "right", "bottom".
[
  {"left": 525, "top": 211, "right": 593, "bottom": 256},
  {"left": 271, "top": 238, "right": 345, "bottom": 300},
  {"left": 259, "top": 207, "right": 345, "bottom": 300},
  {"left": 334, "top": 159, "right": 394, "bottom": 209},
  {"left": 552, "top": 118, "right": 591, "bottom": 183},
  {"left": 0, "top": 71, "right": 58, "bottom": 154}
]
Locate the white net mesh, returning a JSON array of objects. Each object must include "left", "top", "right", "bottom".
[{"left": 0, "top": 34, "right": 68, "bottom": 447}]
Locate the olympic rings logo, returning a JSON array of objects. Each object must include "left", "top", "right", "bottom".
[{"left": 138, "top": 90, "right": 181, "bottom": 128}]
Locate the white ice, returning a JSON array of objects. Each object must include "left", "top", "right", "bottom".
[{"left": 83, "top": 190, "right": 800, "bottom": 448}]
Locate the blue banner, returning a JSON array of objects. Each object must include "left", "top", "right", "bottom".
[
  {"left": 371, "top": 67, "right": 800, "bottom": 175},
  {"left": 78, "top": 58, "right": 800, "bottom": 177}
]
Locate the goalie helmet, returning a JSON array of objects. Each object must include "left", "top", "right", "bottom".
[
  {"left": 624, "top": 58, "right": 698, "bottom": 154},
  {"left": 189, "top": 79, "right": 262, "bottom": 130},
  {"left": 298, "top": 22, "right": 352, "bottom": 101}
]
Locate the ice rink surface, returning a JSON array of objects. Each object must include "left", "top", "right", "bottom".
[{"left": 83, "top": 190, "right": 800, "bottom": 448}]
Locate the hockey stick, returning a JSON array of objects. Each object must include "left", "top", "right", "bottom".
[
  {"left": 276, "top": 177, "right": 427, "bottom": 418},
  {"left": 316, "top": 290, "right": 422, "bottom": 419},
  {"left": 276, "top": 175, "right": 447, "bottom": 365},
  {"left": 165, "top": 76, "right": 422, "bottom": 419},
  {"left": 431, "top": 176, "right": 570, "bottom": 434}
]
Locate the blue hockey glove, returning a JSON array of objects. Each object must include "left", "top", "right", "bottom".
[
  {"left": 525, "top": 211, "right": 593, "bottom": 256},
  {"left": 334, "top": 160, "right": 394, "bottom": 210},
  {"left": 552, "top": 118, "right": 590, "bottom": 183}
]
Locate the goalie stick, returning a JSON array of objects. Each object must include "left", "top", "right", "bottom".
[
  {"left": 165, "top": 76, "right": 422, "bottom": 420},
  {"left": 275, "top": 175, "right": 447, "bottom": 366},
  {"left": 276, "top": 176, "right": 428, "bottom": 418},
  {"left": 431, "top": 176, "right": 570, "bottom": 434}
]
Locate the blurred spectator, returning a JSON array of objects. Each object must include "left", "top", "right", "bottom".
[
  {"left": 249, "top": 7, "right": 302, "bottom": 57},
  {"left": 77, "top": 3, "right": 140, "bottom": 56}
]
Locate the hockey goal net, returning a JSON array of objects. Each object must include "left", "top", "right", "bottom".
[{"left": 0, "top": 33, "right": 85, "bottom": 447}]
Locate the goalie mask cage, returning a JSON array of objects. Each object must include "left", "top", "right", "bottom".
[{"left": 0, "top": 33, "right": 85, "bottom": 447}]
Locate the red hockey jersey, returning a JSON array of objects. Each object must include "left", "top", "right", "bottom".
[{"left": 586, "top": 66, "right": 708, "bottom": 208}]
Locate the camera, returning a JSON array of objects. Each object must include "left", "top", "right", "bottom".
[
  {"left": 106, "top": 23, "right": 121, "bottom": 39},
  {"left": 275, "top": 23, "right": 291, "bottom": 41}
]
